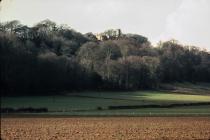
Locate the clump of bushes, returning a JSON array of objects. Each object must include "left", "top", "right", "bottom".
[
  {"left": 1, "top": 107, "right": 48, "bottom": 113},
  {"left": 97, "top": 107, "right": 103, "bottom": 110}
]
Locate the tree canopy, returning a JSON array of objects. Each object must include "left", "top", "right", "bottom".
[{"left": 1, "top": 20, "right": 210, "bottom": 96}]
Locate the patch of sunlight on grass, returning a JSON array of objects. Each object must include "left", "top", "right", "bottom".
[{"left": 136, "top": 93, "right": 210, "bottom": 102}]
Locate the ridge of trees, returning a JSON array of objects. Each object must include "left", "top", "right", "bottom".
[{"left": 1, "top": 20, "right": 210, "bottom": 96}]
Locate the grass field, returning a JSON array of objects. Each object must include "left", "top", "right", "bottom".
[
  {"left": 1, "top": 84, "right": 210, "bottom": 139},
  {"left": 163, "top": 82, "right": 210, "bottom": 94},
  {"left": 2, "top": 90, "right": 210, "bottom": 116}
]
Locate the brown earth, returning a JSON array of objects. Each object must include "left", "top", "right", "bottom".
[{"left": 1, "top": 117, "right": 210, "bottom": 140}]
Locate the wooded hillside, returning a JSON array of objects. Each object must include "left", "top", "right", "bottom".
[{"left": 1, "top": 20, "right": 210, "bottom": 96}]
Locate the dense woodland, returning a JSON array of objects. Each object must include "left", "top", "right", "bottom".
[{"left": 1, "top": 20, "right": 210, "bottom": 96}]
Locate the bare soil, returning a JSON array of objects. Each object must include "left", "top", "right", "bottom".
[{"left": 1, "top": 117, "right": 210, "bottom": 140}]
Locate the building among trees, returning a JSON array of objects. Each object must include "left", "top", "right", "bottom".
[{"left": 95, "top": 29, "right": 122, "bottom": 41}]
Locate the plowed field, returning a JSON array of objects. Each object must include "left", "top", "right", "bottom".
[{"left": 1, "top": 117, "right": 210, "bottom": 140}]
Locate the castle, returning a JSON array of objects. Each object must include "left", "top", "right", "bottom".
[{"left": 95, "top": 29, "right": 122, "bottom": 41}]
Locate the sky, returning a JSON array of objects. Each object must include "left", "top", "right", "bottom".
[{"left": 0, "top": 0, "right": 210, "bottom": 50}]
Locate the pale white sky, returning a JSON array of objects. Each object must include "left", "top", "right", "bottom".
[{"left": 0, "top": 0, "right": 210, "bottom": 50}]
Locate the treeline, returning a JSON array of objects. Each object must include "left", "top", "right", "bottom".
[{"left": 0, "top": 20, "right": 210, "bottom": 96}]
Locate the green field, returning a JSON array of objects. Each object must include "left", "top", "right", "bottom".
[{"left": 1, "top": 90, "right": 210, "bottom": 116}]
